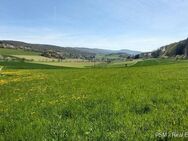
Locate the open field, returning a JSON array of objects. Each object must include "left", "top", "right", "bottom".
[
  {"left": 95, "top": 59, "right": 142, "bottom": 68},
  {"left": 0, "top": 48, "right": 138, "bottom": 68},
  {"left": 34, "top": 61, "right": 98, "bottom": 68},
  {"left": 1, "top": 0, "right": 188, "bottom": 140},
  {"left": 0, "top": 61, "right": 64, "bottom": 69},
  {"left": 12, "top": 55, "right": 57, "bottom": 62},
  {"left": 12, "top": 55, "right": 98, "bottom": 68},
  {"left": 132, "top": 58, "right": 178, "bottom": 67},
  {"left": 0, "top": 48, "right": 98, "bottom": 68},
  {"left": 0, "top": 60, "right": 188, "bottom": 140}
]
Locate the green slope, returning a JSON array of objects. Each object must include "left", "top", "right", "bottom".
[
  {"left": 0, "top": 48, "right": 40, "bottom": 56},
  {"left": 0, "top": 61, "right": 65, "bottom": 69}
]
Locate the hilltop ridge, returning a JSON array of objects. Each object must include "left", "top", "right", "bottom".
[{"left": 0, "top": 40, "right": 141, "bottom": 59}]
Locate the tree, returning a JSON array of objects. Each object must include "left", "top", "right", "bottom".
[
  {"left": 185, "top": 38, "right": 188, "bottom": 59},
  {"left": 106, "top": 59, "right": 112, "bottom": 64},
  {"left": 134, "top": 54, "right": 140, "bottom": 59},
  {"left": 151, "top": 49, "right": 161, "bottom": 58},
  {"left": 175, "top": 44, "right": 184, "bottom": 55}
]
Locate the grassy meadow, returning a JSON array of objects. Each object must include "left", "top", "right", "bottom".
[
  {"left": 0, "top": 58, "right": 188, "bottom": 140},
  {"left": 0, "top": 48, "right": 97, "bottom": 68}
]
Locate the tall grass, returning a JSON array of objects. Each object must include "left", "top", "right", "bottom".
[{"left": 0, "top": 61, "right": 188, "bottom": 140}]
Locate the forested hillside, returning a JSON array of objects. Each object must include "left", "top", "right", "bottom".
[
  {"left": 0, "top": 40, "right": 95, "bottom": 59},
  {"left": 151, "top": 38, "right": 188, "bottom": 58}
]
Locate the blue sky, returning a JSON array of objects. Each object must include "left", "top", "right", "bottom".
[{"left": 0, "top": 0, "right": 188, "bottom": 51}]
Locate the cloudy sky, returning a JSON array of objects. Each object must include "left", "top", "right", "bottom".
[{"left": 0, "top": 0, "right": 188, "bottom": 51}]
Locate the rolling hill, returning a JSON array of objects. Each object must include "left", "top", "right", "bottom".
[
  {"left": 77, "top": 47, "right": 141, "bottom": 55},
  {"left": 0, "top": 40, "right": 141, "bottom": 59},
  {"left": 151, "top": 38, "right": 188, "bottom": 58},
  {"left": 0, "top": 40, "right": 95, "bottom": 59}
]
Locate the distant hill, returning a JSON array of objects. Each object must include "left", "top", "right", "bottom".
[
  {"left": 77, "top": 48, "right": 141, "bottom": 55},
  {"left": 150, "top": 38, "right": 188, "bottom": 58},
  {"left": 77, "top": 48, "right": 114, "bottom": 54},
  {"left": 118, "top": 49, "right": 141, "bottom": 55},
  {"left": 0, "top": 40, "right": 95, "bottom": 59},
  {"left": 0, "top": 40, "right": 141, "bottom": 59}
]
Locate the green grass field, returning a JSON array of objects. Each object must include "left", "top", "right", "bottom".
[
  {"left": 12, "top": 55, "right": 57, "bottom": 61},
  {"left": 95, "top": 59, "right": 142, "bottom": 68},
  {"left": 0, "top": 59, "right": 188, "bottom": 140},
  {"left": 0, "top": 61, "right": 65, "bottom": 69},
  {"left": 12, "top": 55, "right": 98, "bottom": 68},
  {"left": 132, "top": 59, "right": 178, "bottom": 67},
  {"left": 0, "top": 48, "right": 99, "bottom": 68},
  {"left": 34, "top": 61, "right": 97, "bottom": 68}
]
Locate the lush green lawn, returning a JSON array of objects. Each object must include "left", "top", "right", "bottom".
[
  {"left": 0, "top": 61, "right": 65, "bottom": 69},
  {"left": 0, "top": 60, "right": 188, "bottom": 140}
]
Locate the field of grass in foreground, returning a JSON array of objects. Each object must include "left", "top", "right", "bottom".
[{"left": 0, "top": 61, "right": 188, "bottom": 140}]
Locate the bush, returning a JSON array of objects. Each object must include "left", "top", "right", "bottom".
[
  {"left": 160, "top": 56, "right": 168, "bottom": 59},
  {"left": 0, "top": 55, "right": 4, "bottom": 60},
  {"left": 175, "top": 55, "right": 184, "bottom": 60}
]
